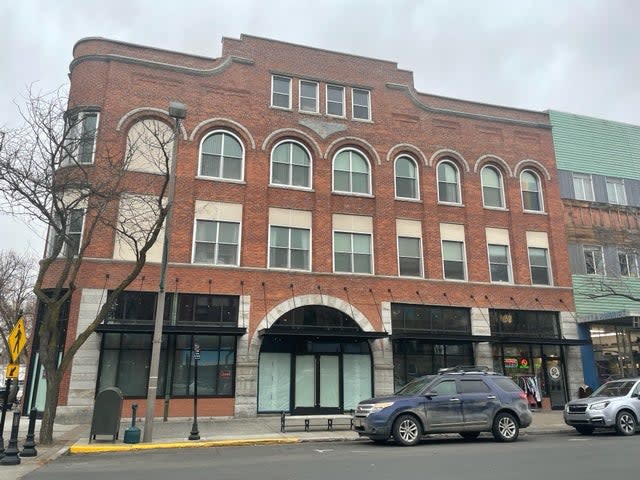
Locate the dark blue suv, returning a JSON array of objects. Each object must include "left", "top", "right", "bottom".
[{"left": 353, "top": 367, "right": 532, "bottom": 446}]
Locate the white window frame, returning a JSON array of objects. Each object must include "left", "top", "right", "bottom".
[
  {"left": 269, "top": 140, "right": 312, "bottom": 189},
  {"left": 197, "top": 130, "right": 245, "bottom": 182},
  {"left": 441, "top": 239, "right": 467, "bottom": 281},
  {"left": 332, "top": 230, "right": 373, "bottom": 274},
  {"left": 268, "top": 225, "right": 311, "bottom": 271},
  {"left": 520, "top": 169, "right": 545, "bottom": 212},
  {"left": 481, "top": 165, "right": 505, "bottom": 209},
  {"left": 299, "top": 80, "right": 319, "bottom": 113},
  {"left": 47, "top": 208, "right": 85, "bottom": 258},
  {"left": 437, "top": 160, "right": 462, "bottom": 205},
  {"left": 326, "top": 84, "right": 345, "bottom": 117},
  {"left": 618, "top": 250, "right": 639, "bottom": 277},
  {"left": 62, "top": 111, "right": 99, "bottom": 166},
  {"left": 572, "top": 173, "right": 594, "bottom": 201},
  {"left": 394, "top": 155, "right": 420, "bottom": 200},
  {"left": 332, "top": 148, "right": 372, "bottom": 196},
  {"left": 528, "top": 246, "right": 552, "bottom": 285},
  {"left": 192, "top": 219, "right": 241, "bottom": 266},
  {"left": 606, "top": 177, "right": 627, "bottom": 205},
  {"left": 351, "top": 88, "right": 371, "bottom": 121},
  {"left": 271, "top": 75, "right": 292, "bottom": 109},
  {"left": 584, "top": 245, "right": 605, "bottom": 275},
  {"left": 487, "top": 243, "right": 512, "bottom": 283},
  {"left": 397, "top": 235, "right": 423, "bottom": 277}
]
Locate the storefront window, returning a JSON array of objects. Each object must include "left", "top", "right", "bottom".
[
  {"left": 490, "top": 310, "right": 560, "bottom": 338},
  {"left": 391, "top": 304, "right": 471, "bottom": 333}
]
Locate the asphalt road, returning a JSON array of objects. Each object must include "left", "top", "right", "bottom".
[{"left": 23, "top": 432, "right": 639, "bottom": 480}]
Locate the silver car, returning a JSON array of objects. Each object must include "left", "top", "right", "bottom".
[{"left": 564, "top": 378, "right": 640, "bottom": 435}]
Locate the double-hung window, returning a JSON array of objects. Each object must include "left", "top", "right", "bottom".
[
  {"left": 488, "top": 244, "right": 511, "bottom": 283},
  {"left": 48, "top": 208, "right": 84, "bottom": 258},
  {"left": 398, "top": 236, "right": 422, "bottom": 277},
  {"left": 63, "top": 112, "right": 98, "bottom": 165},
  {"left": 326, "top": 85, "right": 345, "bottom": 117},
  {"left": 442, "top": 240, "right": 466, "bottom": 280},
  {"left": 572, "top": 173, "right": 594, "bottom": 201},
  {"left": 352, "top": 88, "right": 371, "bottom": 120},
  {"left": 193, "top": 220, "right": 239, "bottom": 265},
  {"left": 333, "top": 149, "right": 371, "bottom": 194},
  {"left": 299, "top": 80, "right": 318, "bottom": 113},
  {"left": 334, "top": 231, "right": 372, "bottom": 274},
  {"left": 619, "top": 251, "right": 639, "bottom": 277},
  {"left": 521, "top": 170, "right": 544, "bottom": 212},
  {"left": 584, "top": 245, "right": 605, "bottom": 275},
  {"left": 271, "top": 75, "right": 291, "bottom": 109},
  {"left": 395, "top": 156, "right": 419, "bottom": 200},
  {"left": 269, "top": 226, "right": 310, "bottom": 270},
  {"left": 528, "top": 247, "right": 551, "bottom": 285},
  {"left": 606, "top": 178, "right": 627, "bottom": 205},
  {"left": 270, "top": 141, "right": 311, "bottom": 188},
  {"left": 437, "top": 160, "right": 461, "bottom": 204},
  {"left": 199, "top": 131, "right": 243, "bottom": 180},
  {"left": 481, "top": 166, "right": 505, "bottom": 208}
]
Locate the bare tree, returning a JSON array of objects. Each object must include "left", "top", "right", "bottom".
[
  {"left": 0, "top": 86, "right": 175, "bottom": 444},
  {"left": 0, "top": 250, "right": 36, "bottom": 365}
]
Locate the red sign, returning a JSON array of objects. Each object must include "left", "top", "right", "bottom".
[
  {"left": 504, "top": 358, "right": 517, "bottom": 368},
  {"left": 220, "top": 370, "right": 231, "bottom": 378}
]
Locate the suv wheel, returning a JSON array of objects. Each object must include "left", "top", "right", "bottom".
[
  {"left": 492, "top": 412, "right": 519, "bottom": 442},
  {"left": 615, "top": 411, "right": 636, "bottom": 436},
  {"left": 393, "top": 414, "right": 422, "bottom": 446}
]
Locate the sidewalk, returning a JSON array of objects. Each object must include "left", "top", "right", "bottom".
[{"left": 2, "top": 409, "right": 573, "bottom": 479}]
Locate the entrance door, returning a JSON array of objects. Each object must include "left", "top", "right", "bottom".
[
  {"left": 546, "top": 358, "right": 565, "bottom": 409},
  {"left": 294, "top": 354, "right": 340, "bottom": 414}
]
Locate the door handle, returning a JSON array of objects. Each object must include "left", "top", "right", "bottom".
[
  {"left": 450, "top": 398, "right": 461, "bottom": 402},
  {"left": 487, "top": 395, "right": 496, "bottom": 399}
]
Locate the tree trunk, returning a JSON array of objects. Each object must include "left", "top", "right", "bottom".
[{"left": 39, "top": 371, "right": 61, "bottom": 445}]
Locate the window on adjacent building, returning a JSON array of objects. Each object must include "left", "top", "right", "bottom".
[
  {"left": 572, "top": 173, "right": 594, "bottom": 201},
  {"left": 442, "top": 240, "right": 466, "bottom": 280},
  {"left": 481, "top": 165, "right": 505, "bottom": 208},
  {"left": 269, "top": 226, "right": 310, "bottom": 270},
  {"left": 488, "top": 244, "right": 511, "bottom": 283},
  {"left": 326, "top": 85, "right": 345, "bottom": 117},
  {"left": 193, "top": 220, "right": 239, "bottom": 265},
  {"left": 437, "top": 160, "right": 461, "bottom": 204},
  {"left": 62, "top": 112, "right": 99, "bottom": 165},
  {"left": 398, "top": 236, "right": 422, "bottom": 277},
  {"left": 48, "top": 208, "right": 84, "bottom": 258},
  {"left": 395, "top": 156, "right": 419, "bottom": 200},
  {"left": 299, "top": 80, "right": 318, "bottom": 113},
  {"left": 528, "top": 247, "right": 550, "bottom": 285},
  {"left": 334, "top": 231, "right": 372, "bottom": 273},
  {"left": 271, "top": 75, "right": 291, "bottom": 109},
  {"left": 606, "top": 177, "right": 627, "bottom": 205},
  {"left": 199, "top": 131, "right": 243, "bottom": 180},
  {"left": 619, "top": 251, "right": 639, "bottom": 277},
  {"left": 352, "top": 88, "right": 371, "bottom": 120},
  {"left": 521, "top": 170, "right": 544, "bottom": 212},
  {"left": 270, "top": 141, "right": 311, "bottom": 188},
  {"left": 333, "top": 149, "right": 371, "bottom": 195},
  {"left": 584, "top": 245, "right": 605, "bottom": 275}
]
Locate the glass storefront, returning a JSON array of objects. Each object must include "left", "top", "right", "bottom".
[{"left": 590, "top": 323, "right": 640, "bottom": 382}]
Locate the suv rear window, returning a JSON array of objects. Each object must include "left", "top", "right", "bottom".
[{"left": 493, "top": 377, "right": 522, "bottom": 392}]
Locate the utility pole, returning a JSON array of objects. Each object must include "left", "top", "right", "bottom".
[{"left": 143, "top": 101, "right": 186, "bottom": 443}]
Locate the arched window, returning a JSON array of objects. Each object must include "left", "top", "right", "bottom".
[
  {"left": 395, "top": 155, "right": 419, "bottom": 199},
  {"left": 125, "top": 118, "right": 173, "bottom": 174},
  {"left": 481, "top": 165, "right": 505, "bottom": 208},
  {"left": 199, "top": 131, "right": 244, "bottom": 180},
  {"left": 333, "top": 148, "right": 371, "bottom": 194},
  {"left": 270, "top": 140, "right": 311, "bottom": 188},
  {"left": 521, "top": 170, "right": 543, "bottom": 212},
  {"left": 437, "top": 160, "right": 461, "bottom": 204}
]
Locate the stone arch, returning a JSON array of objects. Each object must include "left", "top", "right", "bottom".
[
  {"left": 514, "top": 158, "right": 551, "bottom": 180},
  {"left": 116, "top": 107, "right": 188, "bottom": 139},
  {"left": 324, "top": 136, "right": 381, "bottom": 165},
  {"left": 189, "top": 117, "right": 256, "bottom": 149},
  {"left": 429, "top": 148, "right": 470, "bottom": 172},
  {"left": 473, "top": 154, "right": 513, "bottom": 177},
  {"left": 261, "top": 128, "right": 322, "bottom": 159},
  {"left": 386, "top": 143, "right": 428, "bottom": 167}
]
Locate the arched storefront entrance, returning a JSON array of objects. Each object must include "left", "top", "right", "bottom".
[{"left": 257, "top": 305, "right": 386, "bottom": 414}]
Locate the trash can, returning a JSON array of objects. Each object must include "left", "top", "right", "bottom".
[
  {"left": 578, "top": 384, "right": 593, "bottom": 398},
  {"left": 123, "top": 404, "right": 141, "bottom": 444}
]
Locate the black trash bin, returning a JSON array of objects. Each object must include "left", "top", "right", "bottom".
[{"left": 578, "top": 384, "right": 593, "bottom": 398}]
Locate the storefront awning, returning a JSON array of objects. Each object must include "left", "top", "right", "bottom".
[
  {"left": 96, "top": 323, "right": 247, "bottom": 336},
  {"left": 391, "top": 332, "right": 590, "bottom": 346},
  {"left": 576, "top": 309, "right": 640, "bottom": 325},
  {"left": 259, "top": 327, "right": 388, "bottom": 339}
]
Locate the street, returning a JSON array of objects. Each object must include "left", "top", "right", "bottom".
[{"left": 22, "top": 432, "right": 640, "bottom": 480}]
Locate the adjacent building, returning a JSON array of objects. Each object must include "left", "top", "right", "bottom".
[
  {"left": 551, "top": 110, "right": 640, "bottom": 387},
  {"left": 25, "top": 35, "right": 584, "bottom": 421}
]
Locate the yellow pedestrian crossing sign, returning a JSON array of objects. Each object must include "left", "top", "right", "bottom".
[
  {"left": 5, "top": 363, "right": 19, "bottom": 379},
  {"left": 8, "top": 317, "right": 26, "bottom": 362}
]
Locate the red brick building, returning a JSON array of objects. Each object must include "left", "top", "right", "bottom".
[{"left": 27, "top": 34, "right": 583, "bottom": 421}]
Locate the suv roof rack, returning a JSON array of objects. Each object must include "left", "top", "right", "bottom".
[{"left": 438, "top": 365, "right": 495, "bottom": 375}]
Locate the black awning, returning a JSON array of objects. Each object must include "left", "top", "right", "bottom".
[
  {"left": 391, "top": 332, "right": 590, "bottom": 346},
  {"left": 259, "top": 327, "right": 388, "bottom": 339},
  {"left": 96, "top": 323, "right": 247, "bottom": 336},
  {"left": 492, "top": 336, "right": 590, "bottom": 346}
]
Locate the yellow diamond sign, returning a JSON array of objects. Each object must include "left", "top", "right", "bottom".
[
  {"left": 8, "top": 317, "right": 26, "bottom": 362},
  {"left": 5, "top": 363, "right": 19, "bottom": 379}
]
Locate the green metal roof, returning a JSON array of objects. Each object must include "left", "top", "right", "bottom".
[
  {"left": 549, "top": 110, "right": 640, "bottom": 179},
  {"left": 572, "top": 274, "right": 640, "bottom": 316}
]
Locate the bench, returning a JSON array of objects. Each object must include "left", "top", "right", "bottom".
[{"left": 280, "top": 412, "right": 354, "bottom": 433}]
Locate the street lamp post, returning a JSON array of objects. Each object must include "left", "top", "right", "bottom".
[
  {"left": 142, "top": 101, "right": 186, "bottom": 443},
  {"left": 189, "top": 341, "right": 200, "bottom": 440}
]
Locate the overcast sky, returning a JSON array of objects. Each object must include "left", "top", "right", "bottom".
[{"left": 1, "top": 0, "right": 638, "bottom": 259}]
